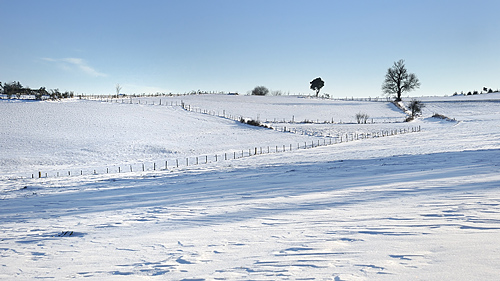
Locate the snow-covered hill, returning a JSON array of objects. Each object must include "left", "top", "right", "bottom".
[
  {"left": 1, "top": 95, "right": 499, "bottom": 280},
  {"left": 0, "top": 96, "right": 412, "bottom": 178}
]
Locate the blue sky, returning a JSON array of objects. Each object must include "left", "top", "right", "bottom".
[{"left": 1, "top": 0, "right": 499, "bottom": 97}]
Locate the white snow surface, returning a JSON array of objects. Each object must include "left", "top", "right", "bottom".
[{"left": 1, "top": 94, "right": 500, "bottom": 280}]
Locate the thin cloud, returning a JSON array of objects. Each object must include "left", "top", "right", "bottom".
[{"left": 42, "top": 57, "right": 107, "bottom": 77}]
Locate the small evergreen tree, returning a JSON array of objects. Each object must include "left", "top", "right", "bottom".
[{"left": 310, "top": 77, "right": 325, "bottom": 97}]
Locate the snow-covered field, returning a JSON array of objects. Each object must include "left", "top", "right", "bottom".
[{"left": 1, "top": 94, "right": 499, "bottom": 280}]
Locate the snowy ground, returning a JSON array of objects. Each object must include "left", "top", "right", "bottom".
[{"left": 1, "top": 94, "right": 500, "bottom": 280}]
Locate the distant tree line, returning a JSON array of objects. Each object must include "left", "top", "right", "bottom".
[
  {"left": 0, "top": 81, "right": 74, "bottom": 100},
  {"left": 452, "top": 87, "right": 498, "bottom": 96}
]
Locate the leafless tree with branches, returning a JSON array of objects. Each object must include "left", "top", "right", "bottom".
[{"left": 382, "top": 59, "right": 420, "bottom": 101}]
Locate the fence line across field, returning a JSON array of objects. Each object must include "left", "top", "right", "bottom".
[
  {"left": 85, "top": 97, "right": 405, "bottom": 128},
  {"left": 27, "top": 97, "right": 421, "bottom": 179},
  {"left": 27, "top": 125, "right": 421, "bottom": 180},
  {"left": 79, "top": 94, "right": 391, "bottom": 103}
]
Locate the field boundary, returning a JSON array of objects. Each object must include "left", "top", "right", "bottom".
[
  {"left": 3, "top": 97, "right": 420, "bottom": 180},
  {"left": 81, "top": 96, "right": 403, "bottom": 125},
  {"left": 6, "top": 125, "right": 421, "bottom": 180}
]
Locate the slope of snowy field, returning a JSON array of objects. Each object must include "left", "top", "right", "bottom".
[
  {"left": 1, "top": 95, "right": 500, "bottom": 280},
  {"left": 0, "top": 97, "right": 411, "bottom": 179},
  {"left": 0, "top": 98, "right": 327, "bottom": 178},
  {"left": 131, "top": 94, "right": 406, "bottom": 124}
]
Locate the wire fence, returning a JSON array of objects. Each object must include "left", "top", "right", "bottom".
[
  {"left": 22, "top": 125, "right": 420, "bottom": 180},
  {"left": 11, "top": 96, "right": 421, "bottom": 180},
  {"left": 83, "top": 96, "right": 405, "bottom": 128},
  {"left": 77, "top": 93, "right": 391, "bottom": 102}
]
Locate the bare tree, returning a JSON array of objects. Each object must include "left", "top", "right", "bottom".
[
  {"left": 116, "top": 84, "right": 122, "bottom": 97},
  {"left": 382, "top": 59, "right": 420, "bottom": 101},
  {"left": 310, "top": 77, "right": 325, "bottom": 97},
  {"left": 355, "top": 112, "right": 369, "bottom": 124}
]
